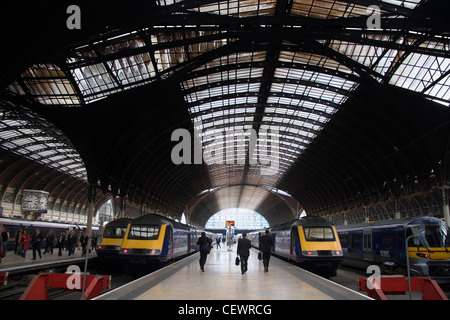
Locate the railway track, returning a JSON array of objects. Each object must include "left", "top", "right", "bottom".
[{"left": 0, "top": 258, "right": 133, "bottom": 300}]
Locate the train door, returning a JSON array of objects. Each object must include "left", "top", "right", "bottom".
[
  {"left": 166, "top": 225, "right": 173, "bottom": 259},
  {"left": 363, "top": 229, "right": 373, "bottom": 261},
  {"left": 290, "top": 227, "right": 297, "bottom": 258},
  {"left": 187, "top": 231, "right": 191, "bottom": 253}
]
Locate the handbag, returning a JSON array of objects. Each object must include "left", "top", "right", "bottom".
[
  {"left": 235, "top": 256, "right": 240, "bottom": 266},
  {"left": 258, "top": 251, "right": 262, "bottom": 260}
]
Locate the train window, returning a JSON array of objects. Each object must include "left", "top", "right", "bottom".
[
  {"left": 381, "top": 233, "right": 394, "bottom": 250},
  {"left": 103, "top": 226, "right": 127, "bottom": 238},
  {"left": 421, "top": 225, "right": 450, "bottom": 248},
  {"left": 339, "top": 233, "right": 349, "bottom": 247},
  {"left": 351, "top": 234, "right": 361, "bottom": 249},
  {"left": 129, "top": 225, "right": 160, "bottom": 240},
  {"left": 303, "top": 227, "right": 335, "bottom": 241}
]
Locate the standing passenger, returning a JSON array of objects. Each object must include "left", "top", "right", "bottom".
[
  {"left": 67, "top": 231, "right": 75, "bottom": 256},
  {"left": 21, "top": 230, "right": 30, "bottom": 258},
  {"left": 43, "top": 231, "right": 54, "bottom": 255},
  {"left": 259, "top": 229, "right": 274, "bottom": 273},
  {"left": 15, "top": 227, "right": 23, "bottom": 255},
  {"left": 31, "top": 228, "right": 43, "bottom": 260},
  {"left": 57, "top": 232, "right": 65, "bottom": 256},
  {"left": 197, "top": 232, "right": 212, "bottom": 272},
  {"left": 237, "top": 232, "right": 252, "bottom": 275},
  {"left": 0, "top": 226, "right": 8, "bottom": 257},
  {"left": 80, "top": 231, "right": 89, "bottom": 256},
  {"left": 215, "top": 236, "right": 221, "bottom": 249}
]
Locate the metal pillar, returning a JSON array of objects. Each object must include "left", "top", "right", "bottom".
[
  {"left": 119, "top": 196, "right": 126, "bottom": 218},
  {"left": 82, "top": 184, "right": 96, "bottom": 296},
  {"left": 394, "top": 198, "right": 401, "bottom": 219},
  {"left": 442, "top": 187, "right": 450, "bottom": 227}
]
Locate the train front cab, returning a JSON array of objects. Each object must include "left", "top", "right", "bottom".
[
  {"left": 119, "top": 214, "right": 192, "bottom": 275},
  {"left": 405, "top": 217, "right": 450, "bottom": 283},
  {"left": 291, "top": 221, "right": 343, "bottom": 277},
  {"left": 96, "top": 218, "right": 132, "bottom": 264}
]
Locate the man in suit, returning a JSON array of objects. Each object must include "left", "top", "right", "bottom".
[
  {"left": 259, "top": 229, "right": 274, "bottom": 272},
  {"left": 237, "top": 232, "right": 252, "bottom": 274},
  {"left": 31, "top": 228, "right": 43, "bottom": 260},
  {"left": 197, "top": 232, "right": 212, "bottom": 272}
]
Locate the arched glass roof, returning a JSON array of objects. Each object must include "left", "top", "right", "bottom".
[
  {"left": 1, "top": 0, "right": 449, "bottom": 226},
  {"left": 0, "top": 99, "right": 87, "bottom": 180}
]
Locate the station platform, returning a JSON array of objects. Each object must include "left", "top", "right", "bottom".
[
  {"left": 97, "top": 244, "right": 370, "bottom": 300},
  {"left": 0, "top": 248, "right": 97, "bottom": 276}
]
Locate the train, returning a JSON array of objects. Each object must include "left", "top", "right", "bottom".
[
  {"left": 119, "top": 214, "right": 215, "bottom": 275},
  {"left": 336, "top": 216, "right": 450, "bottom": 283},
  {"left": 96, "top": 218, "right": 132, "bottom": 264},
  {"left": 0, "top": 216, "right": 99, "bottom": 251},
  {"left": 250, "top": 216, "right": 343, "bottom": 278}
]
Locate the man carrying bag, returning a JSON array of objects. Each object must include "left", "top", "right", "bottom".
[
  {"left": 237, "top": 233, "right": 252, "bottom": 275},
  {"left": 197, "top": 232, "right": 212, "bottom": 272},
  {"left": 259, "top": 229, "right": 274, "bottom": 272}
]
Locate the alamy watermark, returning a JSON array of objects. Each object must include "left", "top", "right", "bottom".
[
  {"left": 66, "top": 5, "right": 81, "bottom": 30},
  {"left": 171, "top": 121, "right": 279, "bottom": 176},
  {"left": 366, "top": 5, "right": 381, "bottom": 29},
  {"left": 366, "top": 265, "right": 381, "bottom": 290},
  {"left": 66, "top": 265, "right": 82, "bottom": 289}
]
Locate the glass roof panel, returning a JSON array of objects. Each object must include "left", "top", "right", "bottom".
[
  {"left": 7, "top": 64, "right": 81, "bottom": 105},
  {"left": 389, "top": 52, "right": 450, "bottom": 103},
  {"left": 279, "top": 50, "right": 357, "bottom": 76},
  {"left": 188, "top": 0, "right": 277, "bottom": 17},
  {"left": 290, "top": 0, "right": 373, "bottom": 19},
  {"left": 381, "top": 0, "right": 421, "bottom": 9},
  {"left": 0, "top": 101, "right": 87, "bottom": 180}
]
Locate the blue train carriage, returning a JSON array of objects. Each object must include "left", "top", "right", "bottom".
[
  {"left": 248, "top": 230, "right": 264, "bottom": 248},
  {"left": 271, "top": 216, "right": 344, "bottom": 278},
  {"left": 96, "top": 218, "right": 132, "bottom": 263},
  {"left": 191, "top": 229, "right": 216, "bottom": 251},
  {"left": 337, "top": 216, "right": 450, "bottom": 283},
  {"left": 119, "top": 214, "right": 192, "bottom": 275},
  {"left": 0, "top": 216, "right": 99, "bottom": 251}
]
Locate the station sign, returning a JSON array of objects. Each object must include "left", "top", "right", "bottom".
[{"left": 226, "top": 220, "right": 235, "bottom": 227}]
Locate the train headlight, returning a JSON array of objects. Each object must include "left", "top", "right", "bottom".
[
  {"left": 416, "top": 252, "right": 429, "bottom": 259},
  {"left": 120, "top": 248, "right": 130, "bottom": 254},
  {"left": 146, "top": 249, "right": 161, "bottom": 255},
  {"left": 332, "top": 250, "right": 343, "bottom": 256},
  {"left": 303, "top": 250, "right": 318, "bottom": 256}
]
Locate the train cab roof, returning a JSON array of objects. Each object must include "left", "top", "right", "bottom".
[
  {"left": 105, "top": 218, "right": 133, "bottom": 227},
  {"left": 130, "top": 214, "right": 189, "bottom": 230},
  {"left": 337, "top": 216, "right": 446, "bottom": 231},
  {"left": 271, "top": 216, "right": 334, "bottom": 231}
]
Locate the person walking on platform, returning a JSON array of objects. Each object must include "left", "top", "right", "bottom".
[
  {"left": 31, "top": 228, "right": 43, "bottom": 260},
  {"left": 80, "top": 230, "right": 89, "bottom": 256},
  {"left": 215, "top": 236, "right": 221, "bottom": 249},
  {"left": 15, "top": 227, "right": 23, "bottom": 254},
  {"left": 57, "top": 232, "right": 65, "bottom": 256},
  {"left": 43, "top": 231, "right": 54, "bottom": 255},
  {"left": 67, "top": 231, "right": 75, "bottom": 256},
  {"left": 1, "top": 226, "right": 8, "bottom": 258},
  {"left": 259, "top": 229, "right": 274, "bottom": 273},
  {"left": 19, "top": 230, "right": 30, "bottom": 258},
  {"left": 237, "top": 232, "right": 252, "bottom": 274},
  {"left": 197, "top": 232, "right": 212, "bottom": 272}
]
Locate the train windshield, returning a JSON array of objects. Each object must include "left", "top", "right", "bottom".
[
  {"left": 128, "top": 225, "right": 160, "bottom": 240},
  {"left": 103, "top": 226, "right": 128, "bottom": 239},
  {"left": 304, "top": 227, "right": 335, "bottom": 241},
  {"left": 409, "top": 225, "right": 450, "bottom": 248}
]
